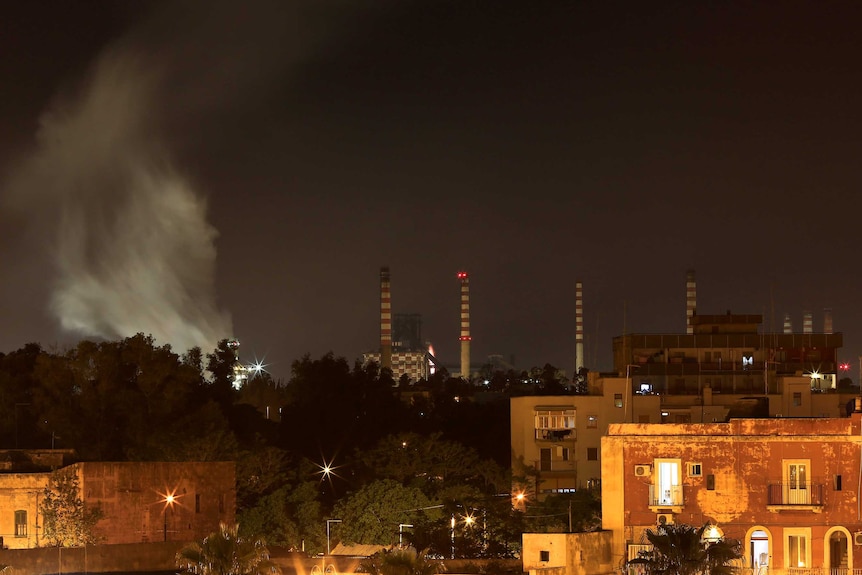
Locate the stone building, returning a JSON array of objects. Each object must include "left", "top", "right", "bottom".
[
  {"left": 0, "top": 457, "right": 234, "bottom": 548},
  {"left": 601, "top": 414, "right": 862, "bottom": 575}
]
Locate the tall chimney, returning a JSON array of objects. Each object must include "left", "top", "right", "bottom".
[
  {"left": 824, "top": 308, "right": 833, "bottom": 334},
  {"left": 575, "top": 281, "right": 584, "bottom": 374},
  {"left": 458, "top": 271, "right": 471, "bottom": 380},
  {"left": 380, "top": 267, "right": 392, "bottom": 371},
  {"left": 803, "top": 310, "right": 813, "bottom": 334},
  {"left": 783, "top": 312, "right": 793, "bottom": 334},
  {"left": 686, "top": 270, "right": 696, "bottom": 335}
]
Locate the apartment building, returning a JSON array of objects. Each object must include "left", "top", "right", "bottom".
[{"left": 601, "top": 415, "right": 862, "bottom": 575}]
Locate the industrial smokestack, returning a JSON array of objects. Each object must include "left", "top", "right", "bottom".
[
  {"left": 575, "top": 281, "right": 584, "bottom": 374},
  {"left": 824, "top": 308, "right": 833, "bottom": 334},
  {"left": 686, "top": 270, "right": 696, "bottom": 335},
  {"left": 783, "top": 312, "right": 792, "bottom": 334},
  {"left": 458, "top": 271, "right": 471, "bottom": 380},
  {"left": 803, "top": 310, "right": 813, "bottom": 334},
  {"left": 380, "top": 267, "right": 392, "bottom": 371}
]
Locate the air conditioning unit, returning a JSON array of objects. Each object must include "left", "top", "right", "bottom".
[
  {"left": 657, "top": 513, "right": 674, "bottom": 526},
  {"left": 854, "top": 532, "right": 862, "bottom": 546},
  {"left": 634, "top": 464, "right": 652, "bottom": 477}
]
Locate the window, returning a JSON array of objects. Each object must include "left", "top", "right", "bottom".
[
  {"left": 540, "top": 550, "right": 550, "bottom": 562},
  {"left": 195, "top": 494, "right": 201, "bottom": 513},
  {"left": 793, "top": 392, "right": 802, "bottom": 407},
  {"left": 706, "top": 474, "right": 715, "bottom": 490},
  {"left": 587, "top": 447, "right": 598, "bottom": 461},
  {"left": 742, "top": 354, "right": 753, "bottom": 369},
  {"left": 835, "top": 475, "right": 843, "bottom": 491},
  {"left": 783, "top": 460, "right": 810, "bottom": 504},
  {"left": 614, "top": 394, "right": 623, "bottom": 408},
  {"left": 652, "top": 459, "right": 682, "bottom": 506},
  {"left": 587, "top": 415, "right": 598, "bottom": 428},
  {"left": 540, "top": 448, "right": 552, "bottom": 471},
  {"left": 14, "top": 510, "right": 26, "bottom": 537},
  {"left": 785, "top": 528, "right": 811, "bottom": 568},
  {"left": 561, "top": 447, "right": 570, "bottom": 461},
  {"left": 535, "top": 408, "right": 576, "bottom": 440},
  {"left": 687, "top": 463, "right": 702, "bottom": 477}
]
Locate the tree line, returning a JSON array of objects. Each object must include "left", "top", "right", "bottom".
[{"left": 0, "top": 335, "right": 599, "bottom": 556}]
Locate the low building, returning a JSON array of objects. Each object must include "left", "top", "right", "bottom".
[
  {"left": 601, "top": 414, "right": 862, "bottom": 575},
  {"left": 0, "top": 458, "right": 234, "bottom": 548}
]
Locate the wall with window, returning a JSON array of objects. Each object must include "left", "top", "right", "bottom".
[
  {"left": 602, "top": 415, "right": 862, "bottom": 575},
  {"left": 522, "top": 531, "right": 614, "bottom": 575},
  {"left": 0, "top": 473, "right": 48, "bottom": 549}
]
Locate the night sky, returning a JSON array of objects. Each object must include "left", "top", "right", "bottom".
[{"left": 2, "top": 1, "right": 861, "bottom": 382}]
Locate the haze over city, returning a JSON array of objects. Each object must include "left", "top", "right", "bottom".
[{"left": 2, "top": 1, "right": 860, "bottom": 381}]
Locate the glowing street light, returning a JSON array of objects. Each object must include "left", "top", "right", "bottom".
[{"left": 163, "top": 493, "right": 176, "bottom": 542}]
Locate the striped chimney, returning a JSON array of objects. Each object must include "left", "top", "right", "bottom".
[
  {"left": 380, "top": 267, "right": 392, "bottom": 371},
  {"left": 575, "top": 281, "right": 584, "bottom": 374},
  {"left": 824, "top": 308, "right": 833, "bottom": 334},
  {"left": 783, "top": 312, "right": 792, "bottom": 334},
  {"left": 803, "top": 310, "right": 813, "bottom": 334},
  {"left": 458, "top": 271, "right": 471, "bottom": 380},
  {"left": 686, "top": 270, "right": 697, "bottom": 335}
]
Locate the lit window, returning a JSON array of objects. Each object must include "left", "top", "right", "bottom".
[
  {"left": 785, "top": 528, "right": 811, "bottom": 568},
  {"left": 587, "top": 415, "right": 598, "bottom": 428},
  {"left": 793, "top": 392, "right": 802, "bottom": 407},
  {"left": 614, "top": 394, "right": 623, "bottom": 408}
]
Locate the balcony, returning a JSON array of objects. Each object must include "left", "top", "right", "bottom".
[
  {"left": 648, "top": 484, "right": 684, "bottom": 513},
  {"left": 535, "top": 429, "right": 576, "bottom": 442},
  {"left": 766, "top": 482, "right": 824, "bottom": 512}
]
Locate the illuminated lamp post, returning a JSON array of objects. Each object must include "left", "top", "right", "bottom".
[{"left": 163, "top": 494, "right": 175, "bottom": 542}]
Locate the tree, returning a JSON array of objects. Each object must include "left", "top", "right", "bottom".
[
  {"left": 333, "top": 479, "right": 439, "bottom": 546},
  {"left": 360, "top": 548, "right": 446, "bottom": 575},
  {"left": 176, "top": 522, "right": 281, "bottom": 575},
  {"left": 40, "top": 468, "right": 103, "bottom": 547},
  {"left": 627, "top": 523, "right": 741, "bottom": 575}
]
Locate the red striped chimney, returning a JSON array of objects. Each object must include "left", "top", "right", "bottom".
[
  {"left": 686, "top": 270, "right": 696, "bottom": 335},
  {"left": 575, "top": 281, "right": 584, "bottom": 373},
  {"left": 380, "top": 267, "right": 392, "bottom": 371},
  {"left": 458, "top": 271, "right": 471, "bottom": 379},
  {"left": 783, "top": 313, "right": 792, "bottom": 334},
  {"left": 824, "top": 308, "right": 833, "bottom": 334}
]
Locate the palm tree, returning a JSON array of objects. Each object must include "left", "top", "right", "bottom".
[
  {"left": 176, "top": 522, "right": 281, "bottom": 575},
  {"left": 360, "top": 548, "right": 446, "bottom": 575},
  {"left": 627, "top": 523, "right": 741, "bottom": 575}
]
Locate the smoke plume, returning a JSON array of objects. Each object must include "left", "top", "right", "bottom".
[{"left": 7, "top": 34, "right": 232, "bottom": 354}]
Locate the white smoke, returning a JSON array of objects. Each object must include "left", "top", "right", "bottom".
[{"left": 8, "top": 41, "right": 232, "bottom": 353}]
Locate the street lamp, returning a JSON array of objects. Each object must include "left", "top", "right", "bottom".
[
  {"left": 326, "top": 519, "right": 342, "bottom": 555},
  {"left": 163, "top": 493, "right": 176, "bottom": 542},
  {"left": 398, "top": 523, "right": 413, "bottom": 547}
]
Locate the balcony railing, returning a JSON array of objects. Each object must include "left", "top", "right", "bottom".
[
  {"left": 786, "top": 569, "right": 862, "bottom": 575},
  {"left": 648, "top": 484, "right": 684, "bottom": 508},
  {"left": 767, "top": 482, "right": 825, "bottom": 507},
  {"left": 535, "top": 429, "right": 575, "bottom": 442}
]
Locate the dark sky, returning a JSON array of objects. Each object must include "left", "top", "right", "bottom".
[{"left": 1, "top": 0, "right": 861, "bottom": 381}]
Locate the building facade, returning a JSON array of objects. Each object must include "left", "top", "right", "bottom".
[
  {"left": 601, "top": 415, "right": 862, "bottom": 575},
  {"left": 510, "top": 312, "right": 855, "bottom": 499},
  {"left": 0, "top": 459, "right": 234, "bottom": 548}
]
